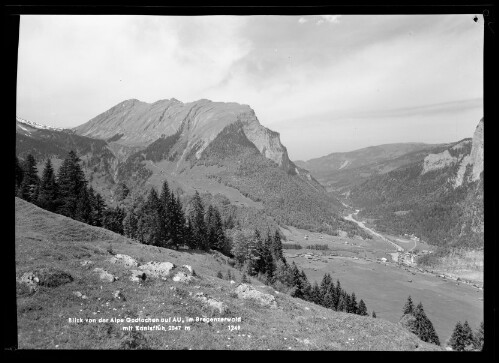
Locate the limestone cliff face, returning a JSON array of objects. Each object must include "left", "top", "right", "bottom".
[
  {"left": 452, "top": 118, "right": 483, "bottom": 188},
  {"left": 420, "top": 118, "right": 483, "bottom": 188},
  {"left": 469, "top": 118, "right": 484, "bottom": 182},
  {"left": 74, "top": 98, "right": 295, "bottom": 173}
]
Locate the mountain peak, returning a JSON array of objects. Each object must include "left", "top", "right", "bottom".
[{"left": 73, "top": 98, "right": 295, "bottom": 172}]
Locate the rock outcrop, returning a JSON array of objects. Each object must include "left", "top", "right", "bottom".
[
  {"left": 235, "top": 283, "right": 277, "bottom": 308},
  {"left": 73, "top": 98, "right": 295, "bottom": 174},
  {"left": 192, "top": 292, "right": 228, "bottom": 314},
  {"left": 93, "top": 268, "right": 116, "bottom": 282},
  {"left": 138, "top": 261, "right": 175, "bottom": 279},
  {"left": 109, "top": 254, "right": 139, "bottom": 268}
]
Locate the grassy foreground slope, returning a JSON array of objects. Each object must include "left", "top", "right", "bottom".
[{"left": 15, "top": 198, "right": 441, "bottom": 350}]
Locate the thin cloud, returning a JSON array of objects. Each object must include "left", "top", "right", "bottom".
[{"left": 317, "top": 15, "right": 342, "bottom": 25}]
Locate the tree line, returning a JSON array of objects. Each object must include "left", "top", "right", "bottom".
[
  {"left": 231, "top": 229, "right": 371, "bottom": 317},
  {"left": 15, "top": 151, "right": 231, "bottom": 255},
  {"left": 17, "top": 150, "right": 371, "bottom": 319},
  {"left": 401, "top": 295, "right": 484, "bottom": 350}
]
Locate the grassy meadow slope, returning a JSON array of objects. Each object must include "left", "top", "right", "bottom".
[{"left": 15, "top": 198, "right": 441, "bottom": 350}]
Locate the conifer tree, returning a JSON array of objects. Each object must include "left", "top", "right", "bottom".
[
  {"left": 123, "top": 207, "right": 139, "bottom": 240},
  {"left": 337, "top": 294, "right": 347, "bottom": 312},
  {"left": 403, "top": 295, "right": 415, "bottom": 315},
  {"left": 334, "top": 280, "right": 342, "bottom": 309},
  {"left": 290, "top": 262, "right": 304, "bottom": 298},
  {"left": 473, "top": 321, "right": 484, "bottom": 351},
  {"left": 349, "top": 292, "right": 358, "bottom": 314},
  {"left": 37, "top": 158, "right": 58, "bottom": 212},
  {"left": 103, "top": 206, "right": 125, "bottom": 235},
  {"left": 189, "top": 191, "right": 208, "bottom": 250},
  {"left": 184, "top": 218, "right": 196, "bottom": 249},
  {"left": 320, "top": 273, "right": 333, "bottom": 304},
  {"left": 75, "top": 187, "right": 92, "bottom": 224},
  {"left": 231, "top": 230, "right": 250, "bottom": 266},
  {"left": 372, "top": 311, "right": 377, "bottom": 318},
  {"left": 410, "top": 302, "right": 440, "bottom": 346},
  {"left": 15, "top": 156, "right": 24, "bottom": 194},
  {"left": 57, "top": 151, "right": 87, "bottom": 218},
  {"left": 169, "top": 193, "right": 186, "bottom": 250},
  {"left": 311, "top": 281, "right": 322, "bottom": 305},
  {"left": 136, "top": 188, "right": 163, "bottom": 246},
  {"left": 271, "top": 229, "right": 285, "bottom": 263},
  {"left": 345, "top": 293, "right": 352, "bottom": 313},
  {"left": 357, "top": 299, "right": 368, "bottom": 316},
  {"left": 19, "top": 154, "right": 40, "bottom": 203},
  {"left": 159, "top": 181, "right": 172, "bottom": 244},
  {"left": 263, "top": 231, "right": 276, "bottom": 281},
  {"left": 91, "top": 192, "right": 106, "bottom": 227},
  {"left": 449, "top": 321, "right": 475, "bottom": 351},
  {"left": 300, "top": 270, "right": 311, "bottom": 301}
]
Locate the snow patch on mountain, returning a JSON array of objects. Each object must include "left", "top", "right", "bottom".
[{"left": 16, "top": 116, "right": 64, "bottom": 132}]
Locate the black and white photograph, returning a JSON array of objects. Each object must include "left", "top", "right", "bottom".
[{"left": 10, "top": 7, "right": 493, "bottom": 351}]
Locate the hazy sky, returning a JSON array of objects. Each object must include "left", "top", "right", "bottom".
[{"left": 17, "top": 14, "right": 483, "bottom": 160}]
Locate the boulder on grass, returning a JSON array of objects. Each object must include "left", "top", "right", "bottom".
[
  {"left": 138, "top": 261, "right": 175, "bottom": 278},
  {"left": 235, "top": 283, "right": 277, "bottom": 308},
  {"left": 109, "top": 254, "right": 139, "bottom": 268},
  {"left": 172, "top": 271, "right": 194, "bottom": 283},
  {"left": 93, "top": 268, "right": 116, "bottom": 282},
  {"left": 130, "top": 270, "right": 146, "bottom": 282},
  {"left": 193, "top": 292, "right": 228, "bottom": 314}
]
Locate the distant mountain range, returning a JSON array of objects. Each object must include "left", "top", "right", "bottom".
[
  {"left": 349, "top": 119, "right": 484, "bottom": 248},
  {"left": 16, "top": 99, "right": 369, "bottom": 238},
  {"left": 294, "top": 143, "right": 448, "bottom": 194}
]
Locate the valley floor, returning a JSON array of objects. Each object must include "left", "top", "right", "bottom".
[{"left": 280, "top": 224, "right": 484, "bottom": 345}]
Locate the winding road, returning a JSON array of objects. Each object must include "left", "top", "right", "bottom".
[{"left": 342, "top": 204, "right": 404, "bottom": 252}]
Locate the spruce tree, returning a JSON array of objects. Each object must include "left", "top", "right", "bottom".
[
  {"left": 189, "top": 191, "right": 208, "bottom": 250},
  {"left": 290, "top": 262, "right": 304, "bottom": 298},
  {"left": 169, "top": 194, "right": 186, "bottom": 250},
  {"left": 184, "top": 218, "right": 196, "bottom": 249},
  {"left": 311, "top": 281, "right": 322, "bottom": 305},
  {"left": 136, "top": 188, "right": 163, "bottom": 246},
  {"left": 15, "top": 156, "right": 24, "bottom": 194},
  {"left": 357, "top": 299, "right": 368, "bottom": 316},
  {"left": 320, "top": 273, "right": 333, "bottom": 304},
  {"left": 37, "top": 158, "right": 58, "bottom": 212},
  {"left": 403, "top": 296, "right": 415, "bottom": 315},
  {"left": 92, "top": 192, "right": 106, "bottom": 227},
  {"left": 334, "top": 280, "right": 342, "bottom": 309},
  {"left": 56, "top": 151, "right": 87, "bottom": 218},
  {"left": 19, "top": 154, "right": 40, "bottom": 203},
  {"left": 345, "top": 293, "right": 352, "bottom": 313},
  {"left": 159, "top": 181, "right": 172, "bottom": 245},
  {"left": 271, "top": 229, "right": 285, "bottom": 263},
  {"left": 473, "top": 321, "right": 484, "bottom": 351},
  {"left": 299, "top": 270, "right": 311, "bottom": 301},
  {"left": 372, "top": 311, "right": 377, "bottom": 318},
  {"left": 349, "top": 292, "right": 358, "bottom": 314},
  {"left": 263, "top": 231, "right": 276, "bottom": 281},
  {"left": 411, "top": 302, "right": 440, "bottom": 346},
  {"left": 337, "top": 294, "right": 347, "bottom": 312},
  {"left": 75, "top": 187, "right": 92, "bottom": 224},
  {"left": 460, "top": 321, "right": 475, "bottom": 351},
  {"left": 123, "top": 207, "right": 138, "bottom": 240}
]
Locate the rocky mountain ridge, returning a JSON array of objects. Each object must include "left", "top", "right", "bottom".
[
  {"left": 74, "top": 98, "right": 296, "bottom": 175},
  {"left": 349, "top": 118, "right": 484, "bottom": 248}
]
